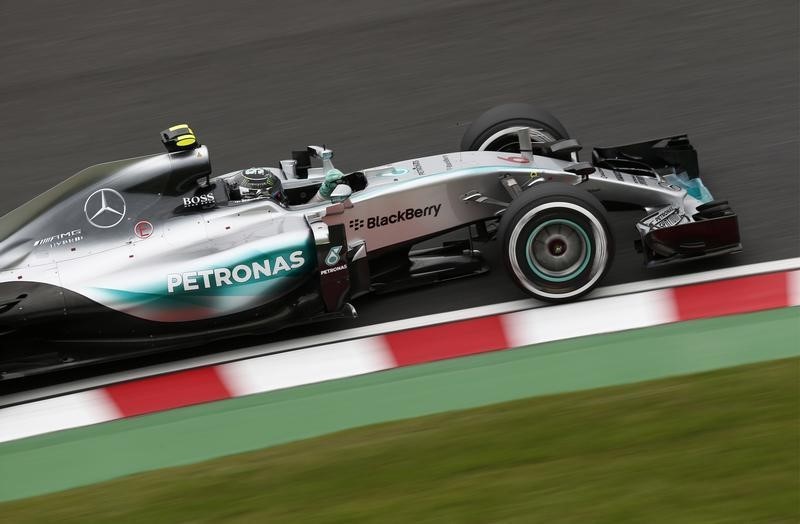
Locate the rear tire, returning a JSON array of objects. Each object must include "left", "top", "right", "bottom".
[
  {"left": 461, "top": 103, "right": 570, "bottom": 152},
  {"left": 499, "top": 184, "right": 614, "bottom": 302}
]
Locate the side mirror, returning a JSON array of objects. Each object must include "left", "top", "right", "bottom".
[
  {"left": 330, "top": 184, "right": 353, "bottom": 204},
  {"left": 550, "top": 139, "right": 583, "bottom": 156},
  {"left": 564, "top": 162, "right": 596, "bottom": 180}
]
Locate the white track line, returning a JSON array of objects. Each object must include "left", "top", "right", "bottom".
[
  {"left": 0, "top": 390, "right": 119, "bottom": 442},
  {"left": 218, "top": 337, "right": 394, "bottom": 397},
  {"left": 502, "top": 290, "right": 676, "bottom": 347},
  {"left": 2, "top": 257, "right": 798, "bottom": 408}
]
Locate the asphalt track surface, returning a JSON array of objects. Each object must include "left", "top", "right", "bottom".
[{"left": 0, "top": 1, "right": 798, "bottom": 382}]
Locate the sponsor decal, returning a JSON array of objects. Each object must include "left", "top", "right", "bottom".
[
  {"left": 442, "top": 155, "right": 453, "bottom": 170},
  {"left": 498, "top": 155, "right": 531, "bottom": 164},
  {"left": 324, "top": 246, "right": 343, "bottom": 267},
  {"left": 244, "top": 167, "right": 268, "bottom": 178},
  {"left": 166, "top": 250, "right": 306, "bottom": 294},
  {"left": 632, "top": 175, "right": 646, "bottom": 185},
  {"left": 134, "top": 220, "right": 154, "bottom": 239},
  {"left": 348, "top": 203, "right": 442, "bottom": 231},
  {"left": 85, "top": 188, "right": 126, "bottom": 228},
  {"left": 412, "top": 160, "right": 426, "bottom": 176},
  {"left": 647, "top": 206, "right": 684, "bottom": 229},
  {"left": 614, "top": 171, "right": 625, "bottom": 182},
  {"left": 320, "top": 263, "right": 347, "bottom": 276},
  {"left": 34, "top": 229, "right": 83, "bottom": 248},
  {"left": 183, "top": 192, "right": 216, "bottom": 208}
]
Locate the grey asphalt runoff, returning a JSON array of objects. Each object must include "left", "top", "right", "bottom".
[{"left": 0, "top": 0, "right": 797, "bottom": 331}]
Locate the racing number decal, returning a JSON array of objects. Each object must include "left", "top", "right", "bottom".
[{"left": 497, "top": 155, "right": 531, "bottom": 164}]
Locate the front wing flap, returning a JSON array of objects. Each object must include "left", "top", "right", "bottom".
[{"left": 638, "top": 212, "right": 741, "bottom": 267}]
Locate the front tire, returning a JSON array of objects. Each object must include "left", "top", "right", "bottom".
[{"left": 499, "top": 184, "right": 614, "bottom": 302}]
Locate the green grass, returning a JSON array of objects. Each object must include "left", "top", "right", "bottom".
[{"left": 3, "top": 357, "right": 798, "bottom": 523}]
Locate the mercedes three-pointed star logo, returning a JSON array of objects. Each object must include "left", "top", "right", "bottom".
[{"left": 84, "top": 188, "right": 126, "bottom": 229}]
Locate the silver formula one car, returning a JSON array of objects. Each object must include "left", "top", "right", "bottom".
[{"left": 0, "top": 104, "right": 741, "bottom": 376}]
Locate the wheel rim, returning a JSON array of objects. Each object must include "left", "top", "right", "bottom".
[
  {"left": 525, "top": 219, "right": 590, "bottom": 282},
  {"left": 507, "top": 202, "right": 609, "bottom": 299}
]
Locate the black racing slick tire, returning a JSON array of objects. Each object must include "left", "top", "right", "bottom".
[
  {"left": 461, "top": 103, "right": 570, "bottom": 152},
  {"left": 499, "top": 183, "right": 614, "bottom": 303}
]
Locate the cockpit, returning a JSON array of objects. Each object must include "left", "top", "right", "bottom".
[
  {"left": 161, "top": 124, "right": 367, "bottom": 210},
  {"left": 214, "top": 147, "right": 367, "bottom": 208},
  {"left": 225, "top": 167, "right": 288, "bottom": 205}
]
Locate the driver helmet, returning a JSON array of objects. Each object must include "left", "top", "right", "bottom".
[{"left": 237, "top": 167, "right": 287, "bottom": 204}]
